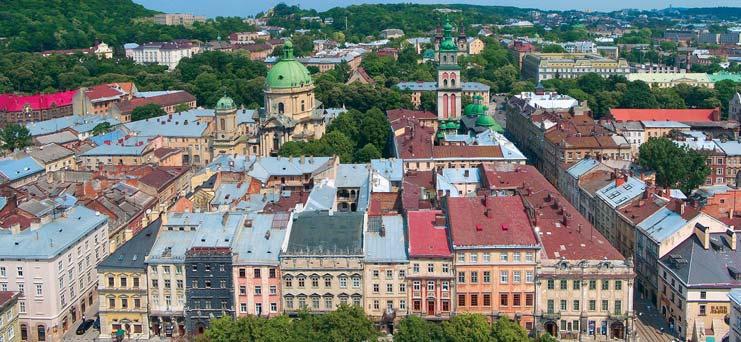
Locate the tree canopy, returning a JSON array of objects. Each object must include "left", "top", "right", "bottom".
[
  {"left": 0, "top": 123, "right": 32, "bottom": 151},
  {"left": 638, "top": 137, "right": 711, "bottom": 194},
  {"left": 131, "top": 103, "right": 166, "bottom": 122}
]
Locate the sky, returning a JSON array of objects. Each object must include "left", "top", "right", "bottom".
[{"left": 134, "top": 0, "right": 737, "bottom": 18}]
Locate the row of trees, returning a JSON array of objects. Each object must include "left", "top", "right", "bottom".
[
  {"left": 541, "top": 73, "right": 741, "bottom": 119},
  {"left": 638, "top": 137, "right": 711, "bottom": 195},
  {"left": 278, "top": 108, "right": 391, "bottom": 163},
  {"left": 200, "top": 305, "right": 553, "bottom": 342}
]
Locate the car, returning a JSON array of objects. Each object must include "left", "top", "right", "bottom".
[{"left": 76, "top": 319, "right": 94, "bottom": 335}]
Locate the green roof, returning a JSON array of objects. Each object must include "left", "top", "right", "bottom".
[
  {"left": 215, "top": 95, "right": 236, "bottom": 111},
  {"left": 266, "top": 40, "right": 313, "bottom": 89},
  {"left": 440, "top": 19, "right": 458, "bottom": 52},
  {"left": 709, "top": 72, "right": 741, "bottom": 83},
  {"left": 475, "top": 114, "right": 497, "bottom": 128}
]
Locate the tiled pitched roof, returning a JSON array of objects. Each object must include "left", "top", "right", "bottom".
[
  {"left": 408, "top": 210, "right": 451, "bottom": 258},
  {"left": 0, "top": 90, "right": 76, "bottom": 112},
  {"left": 610, "top": 108, "right": 719, "bottom": 122}
]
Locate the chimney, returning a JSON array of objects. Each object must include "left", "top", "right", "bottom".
[
  {"left": 723, "top": 229, "right": 737, "bottom": 251},
  {"left": 10, "top": 222, "right": 21, "bottom": 234},
  {"left": 695, "top": 223, "right": 710, "bottom": 250},
  {"left": 485, "top": 208, "right": 492, "bottom": 218},
  {"left": 562, "top": 213, "right": 569, "bottom": 226},
  {"left": 435, "top": 214, "right": 446, "bottom": 226},
  {"left": 615, "top": 177, "right": 626, "bottom": 187},
  {"left": 161, "top": 213, "right": 168, "bottom": 225},
  {"left": 379, "top": 224, "right": 386, "bottom": 237},
  {"left": 677, "top": 201, "right": 686, "bottom": 216}
]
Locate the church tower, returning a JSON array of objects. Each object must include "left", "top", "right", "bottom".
[{"left": 437, "top": 19, "right": 462, "bottom": 120}]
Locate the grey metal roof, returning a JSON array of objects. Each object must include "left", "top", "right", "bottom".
[
  {"left": 660, "top": 233, "right": 741, "bottom": 287},
  {"left": 98, "top": 218, "right": 160, "bottom": 271},
  {"left": 303, "top": 179, "right": 336, "bottom": 212},
  {"left": 371, "top": 159, "right": 403, "bottom": 182},
  {"left": 714, "top": 139, "right": 741, "bottom": 156},
  {"left": 231, "top": 213, "right": 286, "bottom": 266},
  {"left": 0, "top": 206, "right": 108, "bottom": 259},
  {"left": 637, "top": 206, "right": 688, "bottom": 243},
  {"left": 365, "top": 215, "right": 407, "bottom": 263},
  {"left": 596, "top": 176, "right": 646, "bottom": 209},
  {"left": 211, "top": 183, "right": 250, "bottom": 206},
  {"left": 335, "top": 164, "right": 370, "bottom": 188},
  {"left": 248, "top": 156, "right": 333, "bottom": 183},
  {"left": 567, "top": 158, "right": 600, "bottom": 179},
  {"left": 284, "top": 211, "right": 364, "bottom": 256}
]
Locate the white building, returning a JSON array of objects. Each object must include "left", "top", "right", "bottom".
[
  {"left": 125, "top": 41, "right": 201, "bottom": 70},
  {"left": 0, "top": 206, "right": 109, "bottom": 342}
]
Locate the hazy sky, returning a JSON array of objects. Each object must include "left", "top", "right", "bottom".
[{"left": 134, "top": 0, "right": 738, "bottom": 18}]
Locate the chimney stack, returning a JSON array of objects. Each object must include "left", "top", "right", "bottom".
[
  {"left": 695, "top": 223, "right": 710, "bottom": 250},
  {"left": 435, "top": 214, "right": 446, "bottom": 226},
  {"left": 723, "top": 229, "right": 737, "bottom": 251}
]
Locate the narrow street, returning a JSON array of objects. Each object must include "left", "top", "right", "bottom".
[{"left": 633, "top": 295, "right": 677, "bottom": 342}]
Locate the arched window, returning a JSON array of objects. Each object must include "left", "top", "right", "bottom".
[
  {"left": 37, "top": 325, "right": 46, "bottom": 341},
  {"left": 443, "top": 79, "right": 448, "bottom": 87},
  {"left": 277, "top": 102, "right": 285, "bottom": 114},
  {"left": 450, "top": 94, "right": 457, "bottom": 116},
  {"left": 451, "top": 73, "right": 457, "bottom": 87},
  {"left": 301, "top": 100, "right": 305, "bottom": 112},
  {"left": 443, "top": 94, "right": 449, "bottom": 118},
  {"left": 443, "top": 55, "right": 447, "bottom": 62}
]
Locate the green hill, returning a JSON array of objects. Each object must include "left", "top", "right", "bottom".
[{"left": 0, "top": 0, "right": 254, "bottom": 52}]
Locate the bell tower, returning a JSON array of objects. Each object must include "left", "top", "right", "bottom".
[{"left": 436, "top": 19, "right": 462, "bottom": 120}]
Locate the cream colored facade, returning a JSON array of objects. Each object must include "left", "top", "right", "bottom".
[
  {"left": 407, "top": 258, "right": 455, "bottom": 319},
  {"left": 97, "top": 271, "right": 149, "bottom": 339},
  {"left": 626, "top": 73, "right": 713, "bottom": 88},
  {"left": 280, "top": 257, "right": 364, "bottom": 313},
  {"left": 146, "top": 263, "right": 186, "bottom": 338},
  {"left": 36, "top": 154, "right": 76, "bottom": 172},
  {"left": 536, "top": 259, "right": 635, "bottom": 341},
  {"left": 0, "top": 293, "right": 20, "bottom": 342},
  {"left": 363, "top": 263, "right": 408, "bottom": 321},
  {"left": 260, "top": 84, "right": 326, "bottom": 156}
]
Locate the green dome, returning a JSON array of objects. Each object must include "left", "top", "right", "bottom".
[
  {"left": 464, "top": 102, "right": 487, "bottom": 117},
  {"left": 439, "top": 18, "right": 457, "bottom": 52},
  {"left": 215, "top": 95, "right": 236, "bottom": 111},
  {"left": 476, "top": 114, "right": 497, "bottom": 128},
  {"left": 266, "top": 40, "right": 313, "bottom": 89}
]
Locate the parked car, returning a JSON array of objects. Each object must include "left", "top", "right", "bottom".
[{"left": 76, "top": 319, "right": 94, "bottom": 335}]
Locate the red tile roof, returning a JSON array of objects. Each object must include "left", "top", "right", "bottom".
[
  {"left": 447, "top": 195, "right": 539, "bottom": 248},
  {"left": 432, "top": 145, "right": 503, "bottom": 159},
  {"left": 368, "top": 192, "right": 402, "bottom": 217},
  {"left": 408, "top": 210, "right": 451, "bottom": 258},
  {"left": 402, "top": 170, "right": 436, "bottom": 211},
  {"left": 0, "top": 291, "right": 19, "bottom": 308},
  {"left": 387, "top": 109, "right": 437, "bottom": 124},
  {"left": 609, "top": 108, "right": 720, "bottom": 122},
  {"left": 84, "top": 84, "right": 125, "bottom": 102},
  {"left": 480, "top": 163, "right": 624, "bottom": 260},
  {"left": 0, "top": 90, "right": 76, "bottom": 112},
  {"left": 117, "top": 91, "right": 196, "bottom": 114},
  {"left": 138, "top": 166, "right": 188, "bottom": 190}
]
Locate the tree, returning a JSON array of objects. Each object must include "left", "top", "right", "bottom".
[
  {"left": 322, "top": 131, "right": 355, "bottom": 163},
  {"left": 395, "top": 316, "right": 443, "bottom": 342},
  {"left": 174, "top": 103, "right": 191, "bottom": 113},
  {"left": 490, "top": 317, "right": 529, "bottom": 342},
  {"left": 0, "top": 123, "right": 32, "bottom": 151},
  {"left": 131, "top": 103, "right": 166, "bottom": 122},
  {"left": 541, "top": 44, "right": 565, "bottom": 53},
  {"left": 638, "top": 137, "right": 710, "bottom": 194},
  {"left": 442, "top": 314, "right": 492, "bottom": 342},
  {"left": 620, "top": 81, "right": 659, "bottom": 108},
  {"left": 536, "top": 333, "right": 559, "bottom": 342},
  {"left": 359, "top": 108, "right": 391, "bottom": 155},
  {"left": 355, "top": 143, "right": 381, "bottom": 162},
  {"left": 652, "top": 88, "right": 686, "bottom": 109},
  {"left": 91, "top": 122, "right": 112, "bottom": 136}
]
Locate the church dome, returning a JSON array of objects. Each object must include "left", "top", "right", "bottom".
[
  {"left": 215, "top": 95, "right": 236, "bottom": 111},
  {"left": 475, "top": 114, "right": 497, "bottom": 128},
  {"left": 266, "top": 40, "right": 313, "bottom": 89}
]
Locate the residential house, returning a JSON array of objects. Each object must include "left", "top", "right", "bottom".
[{"left": 0, "top": 292, "right": 20, "bottom": 342}]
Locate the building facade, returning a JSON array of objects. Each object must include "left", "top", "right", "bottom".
[{"left": 184, "top": 247, "right": 235, "bottom": 335}]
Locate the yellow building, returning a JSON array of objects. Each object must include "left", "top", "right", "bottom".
[
  {"left": 0, "top": 292, "right": 20, "bottom": 342},
  {"left": 96, "top": 220, "right": 160, "bottom": 340}
]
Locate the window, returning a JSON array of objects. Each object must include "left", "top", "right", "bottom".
[
  {"left": 413, "top": 263, "right": 420, "bottom": 273},
  {"left": 471, "top": 272, "right": 478, "bottom": 283},
  {"left": 312, "top": 297, "right": 320, "bottom": 309},
  {"left": 239, "top": 269, "right": 246, "bottom": 278},
  {"left": 500, "top": 293, "right": 508, "bottom": 306},
  {"left": 560, "top": 300, "right": 567, "bottom": 311},
  {"left": 573, "top": 300, "right": 580, "bottom": 311},
  {"left": 399, "top": 270, "right": 406, "bottom": 278},
  {"left": 324, "top": 297, "right": 333, "bottom": 309},
  {"left": 560, "top": 280, "right": 568, "bottom": 290},
  {"left": 298, "top": 276, "right": 305, "bottom": 288},
  {"left": 269, "top": 268, "right": 276, "bottom": 278},
  {"left": 699, "top": 304, "right": 707, "bottom": 316},
  {"left": 270, "top": 286, "right": 277, "bottom": 295},
  {"left": 311, "top": 276, "right": 319, "bottom": 288},
  {"left": 601, "top": 300, "right": 608, "bottom": 311},
  {"left": 16, "top": 267, "right": 23, "bottom": 277},
  {"left": 399, "top": 283, "right": 406, "bottom": 293},
  {"left": 373, "top": 284, "right": 379, "bottom": 293},
  {"left": 352, "top": 276, "right": 360, "bottom": 288},
  {"left": 205, "top": 280, "right": 212, "bottom": 288},
  {"left": 400, "top": 300, "right": 406, "bottom": 310},
  {"left": 458, "top": 272, "right": 465, "bottom": 283},
  {"left": 526, "top": 271, "right": 534, "bottom": 283},
  {"left": 500, "top": 271, "right": 508, "bottom": 284},
  {"left": 35, "top": 284, "right": 42, "bottom": 296},
  {"left": 108, "top": 297, "right": 115, "bottom": 308},
  {"left": 386, "top": 270, "right": 394, "bottom": 279},
  {"left": 470, "top": 294, "right": 479, "bottom": 306},
  {"left": 513, "top": 252, "right": 521, "bottom": 262},
  {"left": 164, "top": 280, "right": 171, "bottom": 289},
  {"left": 339, "top": 276, "right": 347, "bottom": 288},
  {"left": 413, "top": 281, "right": 421, "bottom": 291},
  {"left": 271, "top": 302, "right": 277, "bottom": 312},
  {"left": 254, "top": 269, "right": 261, "bottom": 279},
  {"left": 547, "top": 279, "right": 555, "bottom": 289},
  {"left": 525, "top": 251, "right": 534, "bottom": 262},
  {"left": 500, "top": 252, "right": 508, "bottom": 262},
  {"left": 428, "top": 264, "right": 435, "bottom": 272},
  {"left": 615, "top": 280, "right": 622, "bottom": 291},
  {"left": 133, "top": 277, "right": 140, "bottom": 288},
  {"left": 483, "top": 271, "right": 491, "bottom": 283},
  {"left": 602, "top": 280, "right": 609, "bottom": 290},
  {"left": 255, "top": 286, "right": 262, "bottom": 295},
  {"left": 573, "top": 280, "right": 580, "bottom": 290},
  {"left": 513, "top": 271, "right": 521, "bottom": 283},
  {"left": 108, "top": 276, "right": 114, "bottom": 287},
  {"left": 589, "top": 280, "right": 597, "bottom": 290},
  {"left": 240, "top": 303, "right": 247, "bottom": 312},
  {"left": 470, "top": 254, "right": 478, "bottom": 263},
  {"left": 614, "top": 300, "right": 622, "bottom": 315},
  {"left": 0, "top": 267, "right": 4, "bottom": 277},
  {"left": 589, "top": 300, "right": 596, "bottom": 311},
  {"left": 483, "top": 293, "right": 492, "bottom": 306},
  {"left": 427, "top": 281, "right": 435, "bottom": 292},
  {"left": 513, "top": 293, "right": 521, "bottom": 306},
  {"left": 240, "top": 286, "right": 247, "bottom": 295},
  {"left": 700, "top": 291, "right": 707, "bottom": 299},
  {"left": 373, "top": 270, "right": 379, "bottom": 278},
  {"left": 134, "top": 298, "right": 141, "bottom": 308},
  {"left": 286, "top": 297, "right": 294, "bottom": 309},
  {"left": 442, "top": 264, "right": 449, "bottom": 273},
  {"left": 324, "top": 277, "right": 331, "bottom": 287},
  {"left": 525, "top": 293, "right": 534, "bottom": 306},
  {"left": 177, "top": 280, "right": 183, "bottom": 289},
  {"left": 387, "top": 284, "right": 393, "bottom": 293},
  {"left": 458, "top": 294, "right": 466, "bottom": 306},
  {"left": 442, "top": 281, "right": 449, "bottom": 291}
]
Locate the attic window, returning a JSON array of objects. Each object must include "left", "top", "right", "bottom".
[{"left": 278, "top": 75, "right": 284, "bottom": 80}]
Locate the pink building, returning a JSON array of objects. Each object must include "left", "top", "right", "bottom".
[{"left": 231, "top": 213, "right": 287, "bottom": 316}]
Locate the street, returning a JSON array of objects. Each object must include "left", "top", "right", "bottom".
[{"left": 633, "top": 295, "right": 676, "bottom": 342}]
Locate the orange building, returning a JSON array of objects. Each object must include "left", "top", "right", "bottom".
[{"left": 446, "top": 195, "right": 540, "bottom": 329}]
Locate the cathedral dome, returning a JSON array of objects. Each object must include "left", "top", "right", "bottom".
[
  {"left": 215, "top": 95, "right": 236, "bottom": 111},
  {"left": 266, "top": 40, "right": 313, "bottom": 90}
]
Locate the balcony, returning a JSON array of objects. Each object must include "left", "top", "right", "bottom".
[{"left": 541, "top": 312, "right": 561, "bottom": 320}]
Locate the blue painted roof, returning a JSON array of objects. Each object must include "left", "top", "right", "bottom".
[
  {"left": 336, "top": 164, "right": 370, "bottom": 188},
  {"left": 231, "top": 213, "right": 286, "bottom": 265},
  {"left": 208, "top": 154, "right": 257, "bottom": 173},
  {"left": 715, "top": 139, "right": 741, "bottom": 156},
  {"left": 89, "top": 129, "right": 128, "bottom": 146},
  {"left": 442, "top": 168, "right": 480, "bottom": 184},
  {"left": 365, "top": 215, "right": 408, "bottom": 263},
  {"left": 211, "top": 183, "right": 250, "bottom": 206},
  {"left": 81, "top": 144, "right": 148, "bottom": 156},
  {"left": 0, "top": 206, "right": 108, "bottom": 259},
  {"left": 27, "top": 115, "right": 121, "bottom": 137},
  {"left": 637, "top": 207, "right": 688, "bottom": 243},
  {"left": 596, "top": 176, "right": 646, "bottom": 209},
  {"left": 728, "top": 288, "right": 741, "bottom": 306},
  {"left": 567, "top": 158, "right": 600, "bottom": 178},
  {"left": 235, "top": 192, "right": 280, "bottom": 216},
  {"left": 0, "top": 197, "right": 7, "bottom": 211},
  {"left": 146, "top": 212, "right": 245, "bottom": 264},
  {"left": 0, "top": 157, "right": 44, "bottom": 182},
  {"left": 371, "top": 159, "right": 403, "bottom": 182},
  {"left": 304, "top": 179, "right": 336, "bottom": 212},
  {"left": 248, "top": 156, "right": 333, "bottom": 183},
  {"left": 124, "top": 110, "right": 210, "bottom": 138}
]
